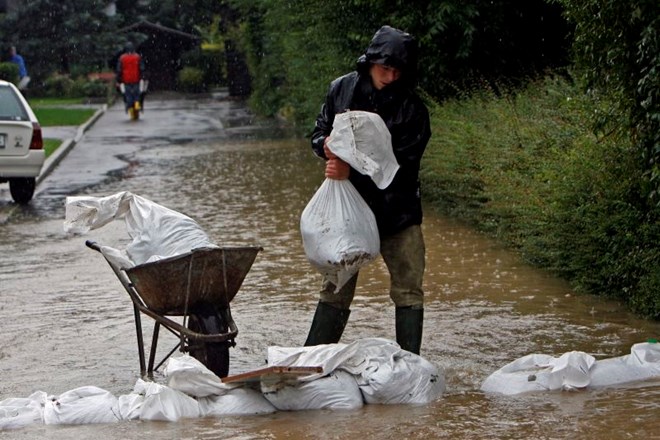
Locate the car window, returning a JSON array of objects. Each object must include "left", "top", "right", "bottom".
[{"left": 0, "top": 86, "right": 29, "bottom": 121}]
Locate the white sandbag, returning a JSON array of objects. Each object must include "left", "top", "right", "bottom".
[
  {"left": 198, "top": 388, "right": 277, "bottom": 416},
  {"left": 481, "top": 351, "right": 596, "bottom": 395},
  {"left": 590, "top": 342, "right": 660, "bottom": 388},
  {"left": 267, "top": 338, "right": 445, "bottom": 405},
  {"left": 0, "top": 391, "right": 47, "bottom": 430},
  {"left": 327, "top": 110, "right": 399, "bottom": 189},
  {"left": 262, "top": 370, "right": 363, "bottom": 411},
  {"left": 117, "top": 393, "right": 144, "bottom": 421},
  {"left": 164, "top": 355, "right": 228, "bottom": 398},
  {"left": 481, "top": 342, "right": 660, "bottom": 395},
  {"left": 300, "top": 179, "right": 379, "bottom": 291},
  {"left": 63, "top": 191, "right": 216, "bottom": 268},
  {"left": 137, "top": 380, "right": 200, "bottom": 422},
  {"left": 357, "top": 349, "right": 445, "bottom": 405},
  {"left": 43, "top": 386, "right": 120, "bottom": 425}
]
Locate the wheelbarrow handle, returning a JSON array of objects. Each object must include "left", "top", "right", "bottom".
[{"left": 85, "top": 240, "right": 102, "bottom": 252}]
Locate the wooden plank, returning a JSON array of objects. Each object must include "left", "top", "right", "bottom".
[{"left": 221, "top": 365, "right": 323, "bottom": 384}]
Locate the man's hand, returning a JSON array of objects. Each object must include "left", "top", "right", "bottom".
[
  {"left": 323, "top": 137, "right": 337, "bottom": 159},
  {"left": 326, "top": 158, "right": 350, "bottom": 180},
  {"left": 323, "top": 137, "right": 349, "bottom": 179}
]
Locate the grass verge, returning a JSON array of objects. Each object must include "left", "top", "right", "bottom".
[
  {"left": 43, "top": 139, "right": 61, "bottom": 158},
  {"left": 33, "top": 107, "right": 96, "bottom": 127}
]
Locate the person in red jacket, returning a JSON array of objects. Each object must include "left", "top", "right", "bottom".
[{"left": 116, "top": 42, "right": 146, "bottom": 113}]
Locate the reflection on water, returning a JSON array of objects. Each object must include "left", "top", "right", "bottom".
[{"left": 1, "top": 133, "right": 659, "bottom": 438}]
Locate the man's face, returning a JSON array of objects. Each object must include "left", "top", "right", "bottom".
[{"left": 370, "top": 63, "right": 402, "bottom": 90}]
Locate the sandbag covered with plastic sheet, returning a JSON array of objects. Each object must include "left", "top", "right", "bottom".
[
  {"left": 63, "top": 191, "right": 216, "bottom": 269},
  {"left": 198, "top": 388, "right": 278, "bottom": 416},
  {"left": 327, "top": 110, "right": 399, "bottom": 190},
  {"left": 300, "top": 179, "right": 379, "bottom": 291},
  {"left": 134, "top": 379, "right": 200, "bottom": 422},
  {"left": 267, "top": 338, "right": 445, "bottom": 405},
  {"left": 262, "top": 370, "right": 363, "bottom": 411},
  {"left": 0, "top": 391, "right": 47, "bottom": 430},
  {"left": 43, "top": 386, "right": 120, "bottom": 425}
]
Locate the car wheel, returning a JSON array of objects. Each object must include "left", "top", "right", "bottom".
[{"left": 9, "top": 177, "right": 36, "bottom": 204}]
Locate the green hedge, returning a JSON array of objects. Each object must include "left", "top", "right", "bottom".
[{"left": 422, "top": 75, "right": 660, "bottom": 318}]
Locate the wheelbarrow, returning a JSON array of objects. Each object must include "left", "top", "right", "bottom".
[{"left": 86, "top": 240, "right": 262, "bottom": 378}]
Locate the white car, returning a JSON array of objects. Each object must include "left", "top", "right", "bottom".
[{"left": 0, "top": 79, "right": 45, "bottom": 204}]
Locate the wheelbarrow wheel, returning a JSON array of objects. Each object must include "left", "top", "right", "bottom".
[{"left": 187, "top": 304, "right": 231, "bottom": 378}]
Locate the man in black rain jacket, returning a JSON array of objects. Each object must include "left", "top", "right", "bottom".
[{"left": 305, "top": 25, "right": 431, "bottom": 354}]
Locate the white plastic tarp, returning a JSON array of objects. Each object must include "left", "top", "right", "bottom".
[
  {"left": 480, "top": 341, "right": 660, "bottom": 395},
  {"left": 63, "top": 191, "right": 216, "bottom": 269},
  {"left": 300, "top": 111, "right": 397, "bottom": 291}
]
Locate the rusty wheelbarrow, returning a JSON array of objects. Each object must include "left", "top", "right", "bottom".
[{"left": 86, "top": 240, "right": 262, "bottom": 378}]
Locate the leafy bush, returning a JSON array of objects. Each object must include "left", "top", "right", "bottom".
[
  {"left": 181, "top": 48, "right": 225, "bottom": 88},
  {"left": 0, "top": 62, "right": 19, "bottom": 84},
  {"left": 42, "top": 73, "right": 75, "bottom": 98},
  {"left": 70, "top": 77, "right": 109, "bottom": 98},
  {"left": 176, "top": 67, "right": 206, "bottom": 93}
]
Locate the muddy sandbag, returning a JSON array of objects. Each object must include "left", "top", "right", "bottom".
[
  {"left": 43, "top": 386, "right": 120, "bottom": 425},
  {"left": 327, "top": 110, "right": 399, "bottom": 190},
  {"left": 134, "top": 379, "right": 200, "bottom": 422},
  {"left": 164, "top": 355, "right": 227, "bottom": 398},
  {"left": 300, "top": 179, "right": 379, "bottom": 291},
  {"left": 0, "top": 391, "right": 47, "bottom": 430},
  {"left": 64, "top": 191, "right": 216, "bottom": 268},
  {"left": 198, "top": 388, "right": 277, "bottom": 416},
  {"left": 262, "top": 370, "right": 363, "bottom": 411}
]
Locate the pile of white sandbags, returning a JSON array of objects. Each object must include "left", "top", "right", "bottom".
[{"left": 0, "top": 338, "right": 444, "bottom": 430}]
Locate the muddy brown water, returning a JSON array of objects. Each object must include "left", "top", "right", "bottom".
[{"left": 0, "top": 97, "right": 659, "bottom": 439}]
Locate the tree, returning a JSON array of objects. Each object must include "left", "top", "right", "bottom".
[
  {"left": 0, "top": 0, "right": 119, "bottom": 81},
  {"left": 556, "top": 0, "right": 660, "bottom": 205}
]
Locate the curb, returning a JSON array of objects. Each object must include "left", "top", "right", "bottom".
[{"left": 36, "top": 104, "right": 108, "bottom": 186}]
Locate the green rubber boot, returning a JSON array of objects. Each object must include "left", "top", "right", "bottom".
[
  {"left": 395, "top": 306, "right": 424, "bottom": 355},
  {"left": 304, "top": 301, "right": 351, "bottom": 346}
]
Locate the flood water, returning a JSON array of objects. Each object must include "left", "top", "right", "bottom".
[{"left": 0, "top": 96, "right": 659, "bottom": 439}]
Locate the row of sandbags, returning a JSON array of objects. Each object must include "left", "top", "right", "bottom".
[
  {"left": 0, "top": 338, "right": 445, "bottom": 430},
  {"left": 480, "top": 341, "right": 660, "bottom": 395}
]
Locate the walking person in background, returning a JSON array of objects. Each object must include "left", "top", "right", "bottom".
[
  {"left": 9, "top": 45, "right": 30, "bottom": 90},
  {"left": 116, "top": 42, "right": 146, "bottom": 114},
  {"left": 304, "top": 25, "right": 431, "bottom": 354}
]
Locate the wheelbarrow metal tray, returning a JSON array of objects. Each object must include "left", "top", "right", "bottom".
[{"left": 124, "top": 246, "right": 262, "bottom": 315}]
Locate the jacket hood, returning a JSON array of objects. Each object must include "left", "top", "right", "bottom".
[{"left": 357, "top": 25, "right": 418, "bottom": 85}]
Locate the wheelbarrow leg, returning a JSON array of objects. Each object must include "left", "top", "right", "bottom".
[
  {"left": 133, "top": 304, "right": 147, "bottom": 377},
  {"left": 147, "top": 322, "right": 160, "bottom": 376}
]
